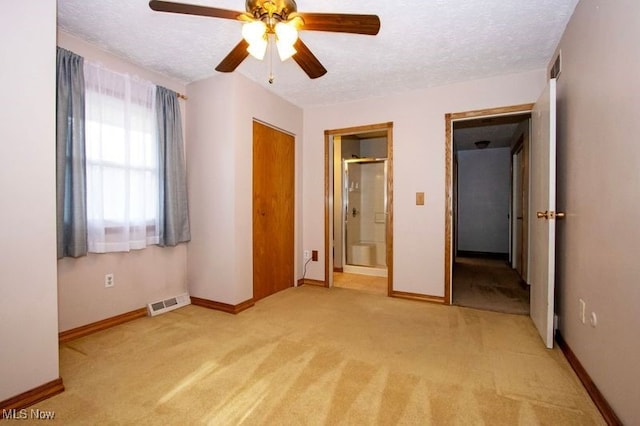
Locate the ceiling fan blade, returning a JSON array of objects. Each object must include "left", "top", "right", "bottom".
[
  {"left": 292, "top": 39, "right": 327, "bottom": 79},
  {"left": 296, "top": 12, "right": 380, "bottom": 35},
  {"left": 215, "top": 40, "right": 250, "bottom": 73},
  {"left": 149, "top": 0, "right": 242, "bottom": 21}
]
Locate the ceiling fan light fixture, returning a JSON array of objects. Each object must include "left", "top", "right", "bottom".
[
  {"left": 276, "top": 40, "right": 296, "bottom": 61},
  {"left": 148, "top": 0, "right": 380, "bottom": 79},
  {"left": 242, "top": 21, "right": 268, "bottom": 59},
  {"left": 242, "top": 20, "right": 266, "bottom": 41},
  {"left": 275, "top": 21, "right": 298, "bottom": 61},
  {"left": 247, "top": 37, "right": 268, "bottom": 60},
  {"left": 275, "top": 21, "right": 298, "bottom": 44}
]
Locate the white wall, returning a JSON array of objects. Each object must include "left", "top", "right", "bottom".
[
  {"left": 303, "top": 70, "right": 545, "bottom": 297},
  {"left": 0, "top": 0, "right": 59, "bottom": 400},
  {"left": 56, "top": 32, "right": 189, "bottom": 332},
  {"left": 185, "top": 75, "right": 237, "bottom": 303},
  {"left": 457, "top": 147, "right": 511, "bottom": 254},
  {"left": 186, "top": 73, "right": 303, "bottom": 304},
  {"left": 554, "top": 0, "right": 640, "bottom": 423}
]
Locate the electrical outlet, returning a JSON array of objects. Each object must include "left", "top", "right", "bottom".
[
  {"left": 105, "top": 273, "right": 114, "bottom": 288},
  {"left": 303, "top": 250, "right": 310, "bottom": 260},
  {"left": 579, "top": 298, "right": 586, "bottom": 324},
  {"left": 312, "top": 250, "right": 318, "bottom": 261}
]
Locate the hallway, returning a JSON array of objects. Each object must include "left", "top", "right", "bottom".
[{"left": 452, "top": 257, "right": 529, "bottom": 315}]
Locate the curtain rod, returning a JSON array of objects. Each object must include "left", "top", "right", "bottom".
[{"left": 177, "top": 92, "right": 188, "bottom": 100}]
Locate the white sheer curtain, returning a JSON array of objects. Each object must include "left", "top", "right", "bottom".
[{"left": 84, "top": 61, "right": 160, "bottom": 253}]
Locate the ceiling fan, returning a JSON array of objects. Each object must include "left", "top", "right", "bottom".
[{"left": 149, "top": 0, "right": 380, "bottom": 79}]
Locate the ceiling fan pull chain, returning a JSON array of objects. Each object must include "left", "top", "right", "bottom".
[{"left": 268, "top": 34, "right": 275, "bottom": 84}]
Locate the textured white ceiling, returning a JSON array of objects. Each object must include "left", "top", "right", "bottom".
[
  {"left": 454, "top": 113, "right": 532, "bottom": 151},
  {"left": 454, "top": 123, "right": 521, "bottom": 151},
  {"left": 57, "top": 0, "right": 578, "bottom": 108}
]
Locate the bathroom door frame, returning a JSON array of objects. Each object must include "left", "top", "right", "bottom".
[
  {"left": 342, "top": 158, "right": 388, "bottom": 275},
  {"left": 324, "top": 122, "right": 394, "bottom": 294}
]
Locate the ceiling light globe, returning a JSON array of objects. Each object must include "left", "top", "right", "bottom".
[
  {"left": 276, "top": 41, "right": 297, "bottom": 61},
  {"left": 242, "top": 21, "right": 267, "bottom": 45},
  {"left": 247, "top": 38, "right": 268, "bottom": 60},
  {"left": 275, "top": 21, "right": 298, "bottom": 46}
]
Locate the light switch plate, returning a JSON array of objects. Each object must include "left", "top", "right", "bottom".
[{"left": 416, "top": 192, "right": 425, "bottom": 205}]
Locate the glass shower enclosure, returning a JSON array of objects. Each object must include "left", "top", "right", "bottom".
[{"left": 343, "top": 158, "right": 387, "bottom": 276}]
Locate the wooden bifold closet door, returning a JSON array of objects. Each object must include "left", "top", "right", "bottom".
[{"left": 252, "top": 121, "right": 295, "bottom": 301}]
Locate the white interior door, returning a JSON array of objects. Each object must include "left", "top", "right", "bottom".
[{"left": 530, "top": 78, "right": 557, "bottom": 348}]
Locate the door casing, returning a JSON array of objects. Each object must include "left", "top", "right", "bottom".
[
  {"left": 324, "top": 122, "right": 394, "bottom": 294},
  {"left": 445, "top": 104, "right": 534, "bottom": 304},
  {"left": 511, "top": 134, "right": 530, "bottom": 281}
]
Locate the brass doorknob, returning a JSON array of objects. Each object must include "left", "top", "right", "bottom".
[
  {"left": 536, "top": 211, "right": 549, "bottom": 219},
  {"left": 537, "top": 211, "right": 565, "bottom": 220}
]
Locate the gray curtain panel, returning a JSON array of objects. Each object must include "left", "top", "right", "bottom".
[
  {"left": 56, "top": 47, "right": 88, "bottom": 258},
  {"left": 156, "top": 86, "right": 191, "bottom": 246}
]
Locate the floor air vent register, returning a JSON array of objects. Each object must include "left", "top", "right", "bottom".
[{"left": 147, "top": 292, "right": 190, "bottom": 316}]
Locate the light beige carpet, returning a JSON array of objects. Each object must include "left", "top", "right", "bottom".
[{"left": 20, "top": 286, "right": 602, "bottom": 424}]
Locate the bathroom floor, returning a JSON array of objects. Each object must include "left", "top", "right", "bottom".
[{"left": 333, "top": 272, "right": 387, "bottom": 296}]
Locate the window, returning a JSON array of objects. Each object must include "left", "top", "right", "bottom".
[{"left": 84, "top": 62, "right": 160, "bottom": 253}]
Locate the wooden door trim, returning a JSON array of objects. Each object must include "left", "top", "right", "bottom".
[
  {"left": 445, "top": 104, "right": 534, "bottom": 304},
  {"left": 511, "top": 137, "right": 524, "bottom": 274},
  {"left": 324, "top": 122, "right": 394, "bottom": 294},
  {"left": 521, "top": 129, "right": 530, "bottom": 283},
  {"left": 511, "top": 134, "right": 525, "bottom": 155},
  {"left": 253, "top": 117, "right": 296, "bottom": 137}
]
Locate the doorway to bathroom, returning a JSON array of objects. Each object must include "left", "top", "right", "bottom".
[{"left": 324, "top": 122, "right": 393, "bottom": 295}]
